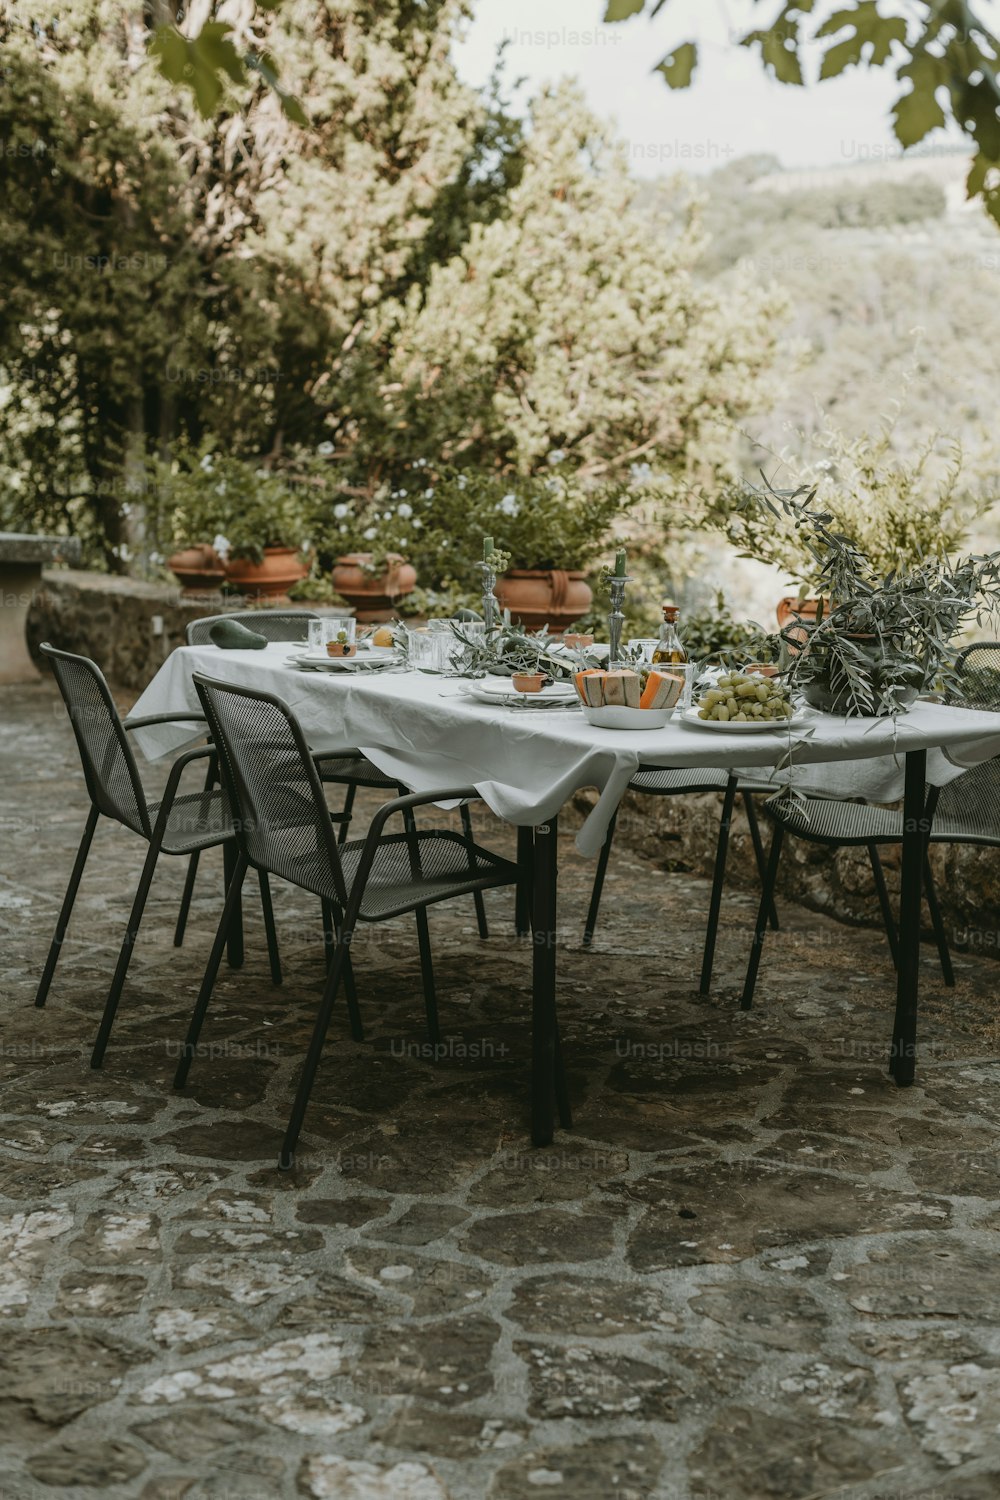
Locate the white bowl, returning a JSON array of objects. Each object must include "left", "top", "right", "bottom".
[{"left": 583, "top": 706, "right": 670, "bottom": 730}]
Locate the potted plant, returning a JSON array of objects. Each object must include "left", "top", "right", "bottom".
[
  {"left": 151, "top": 445, "right": 310, "bottom": 599},
  {"left": 706, "top": 425, "right": 992, "bottom": 635},
  {"left": 740, "top": 476, "right": 1000, "bottom": 716},
  {"left": 409, "top": 470, "right": 629, "bottom": 633}
]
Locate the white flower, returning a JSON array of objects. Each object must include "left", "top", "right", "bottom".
[
  {"left": 412, "top": 518, "right": 423, "bottom": 529},
  {"left": 547, "top": 449, "right": 566, "bottom": 465},
  {"left": 500, "top": 492, "right": 519, "bottom": 517},
  {"left": 215, "top": 480, "right": 227, "bottom": 496},
  {"left": 333, "top": 503, "right": 349, "bottom": 520},
  {"left": 397, "top": 502, "right": 413, "bottom": 518},
  {"left": 457, "top": 475, "right": 467, "bottom": 490},
  {"left": 199, "top": 454, "right": 214, "bottom": 473},
  {"left": 383, "top": 510, "right": 393, "bottom": 520},
  {"left": 630, "top": 462, "right": 652, "bottom": 484},
  {"left": 422, "top": 489, "right": 433, "bottom": 500},
  {"left": 212, "top": 533, "right": 230, "bottom": 560},
  {"left": 363, "top": 527, "right": 377, "bottom": 540},
  {"left": 317, "top": 441, "right": 334, "bottom": 456}
]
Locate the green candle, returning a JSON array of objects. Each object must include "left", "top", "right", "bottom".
[
  {"left": 483, "top": 536, "right": 494, "bottom": 561},
  {"left": 614, "top": 547, "right": 627, "bottom": 577}
]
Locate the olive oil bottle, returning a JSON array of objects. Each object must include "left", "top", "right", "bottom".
[{"left": 651, "top": 604, "right": 686, "bottom": 666}]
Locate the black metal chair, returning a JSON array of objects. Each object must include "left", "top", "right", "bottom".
[
  {"left": 35, "top": 644, "right": 282, "bottom": 1069},
  {"left": 583, "top": 768, "right": 781, "bottom": 994},
  {"left": 176, "top": 610, "right": 490, "bottom": 945},
  {"left": 740, "top": 642, "right": 1000, "bottom": 1009},
  {"left": 172, "top": 673, "right": 521, "bottom": 1168}
]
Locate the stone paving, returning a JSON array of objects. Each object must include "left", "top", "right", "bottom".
[{"left": 2, "top": 680, "right": 1000, "bottom": 1500}]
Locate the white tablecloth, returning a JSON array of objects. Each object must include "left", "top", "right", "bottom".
[{"left": 128, "top": 644, "right": 1000, "bottom": 857}]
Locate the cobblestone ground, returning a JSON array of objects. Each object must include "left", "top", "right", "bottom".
[{"left": 2, "top": 681, "right": 1000, "bottom": 1500}]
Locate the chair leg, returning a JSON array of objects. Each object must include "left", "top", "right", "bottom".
[
  {"left": 173, "top": 853, "right": 249, "bottom": 1089},
  {"left": 743, "top": 791, "right": 779, "bottom": 931},
  {"left": 460, "top": 803, "right": 489, "bottom": 939},
  {"left": 279, "top": 938, "right": 351, "bottom": 1169},
  {"left": 222, "top": 839, "right": 244, "bottom": 969},
  {"left": 415, "top": 906, "right": 440, "bottom": 1045},
  {"left": 35, "top": 805, "right": 99, "bottom": 1009},
  {"left": 923, "top": 855, "right": 955, "bottom": 988},
  {"left": 323, "top": 899, "right": 363, "bottom": 1041},
  {"left": 583, "top": 809, "right": 618, "bottom": 948},
  {"left": 740, "top": 824, "right": 784, "bottom": 1011},
  {"left": 700, "top": 777, "right": 738, "bottom": 995},
  {"left": 337, "top": 782, "right": 358, "bottom": 847},
  {"left": 258, "top": 870, "right": 282, "bottom": 986},
  {"left": 515, "top": 825, "right": 533, "bottom": 937},
  {"left": 868, "top": 843, "right": 900, "bottom": 968},
  {"left": 91, "top": 836, "right": 163, "bottom": 1069},
  {"left": 174, "top": 754, "right": 217, "bottom": 946}
]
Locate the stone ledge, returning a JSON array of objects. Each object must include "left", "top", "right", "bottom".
[
  {"left": 0, "top": 531, "right": 81, "bottom": 565},
  {"left": 25, "top": 569, "right": 346, "bottom": 689}
]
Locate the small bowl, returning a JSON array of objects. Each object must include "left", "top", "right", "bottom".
[
  {"left": 512, "top": 672, "right": 546, "bottom": 694},
  {"left": 326, "top": 640, "right": 357, "bottom": 658}
]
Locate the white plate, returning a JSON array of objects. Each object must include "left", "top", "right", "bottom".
[
  {"left": 681, "top": 706, "right": 808, "bottom": 732},
  {"left": 583, "top": 706, "right": 670, "bottom": 730},
  {"left": 463, "top": 678, "right": 577, "bottom": 704},
  {"left": 287, "top": 652, "right": 399, "bottom": 673}
]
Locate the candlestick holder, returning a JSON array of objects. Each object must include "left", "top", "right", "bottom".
[
  {"left": 479, "top": 558, "right": 500, "bottom": 637},
  {"left": 607, "top": 573, "right": 631, "bottom": 670}
]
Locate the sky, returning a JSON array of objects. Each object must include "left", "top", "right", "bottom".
[{"left": 453, "top": 0, "right": 966, "bottom": 177}]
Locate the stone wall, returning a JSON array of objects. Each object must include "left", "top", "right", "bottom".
[
  {"left": 577, "top": 784, "right": 1000, "bottom": 963},
  {"left": 26, "top": 569, "right": 348, "bottom": 690}
]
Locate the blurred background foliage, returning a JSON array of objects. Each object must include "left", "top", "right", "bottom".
[{"left": 0, "top": 0, "right": 997, "bottom": 635}]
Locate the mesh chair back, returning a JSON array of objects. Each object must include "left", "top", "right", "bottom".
[
  {"left": 949, "top": 642, "right": 1000, "bottom": 709},
  {"left": 932, "top": 641, "right": 1000, "bottom": 848},
  {"left": 192, "top": 672, "right": 347, "bottom": 904},
  {"left": 41, "top": 644, "right": 150, "bottom": 837},
  {"left": 185, "top": 610, "right": 319, "bottom": 647}
]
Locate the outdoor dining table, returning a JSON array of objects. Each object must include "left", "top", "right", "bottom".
[{"left": 129, "top": 642, "right": 1000, "bottom": 1147}]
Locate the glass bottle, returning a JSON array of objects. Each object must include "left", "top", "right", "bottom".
[{"left": 651, "top": 604, "right": 686, "bottom": 666}]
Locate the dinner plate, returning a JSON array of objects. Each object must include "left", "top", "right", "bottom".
[
  {"left": 287, "top": 651, "right": 400, "bottom": 673},
  {"left": 462, "top": 678, "right": 577, "bottom": 705},
  {"left": 680, "top": 706, "right": 809, "bottom": 732}
]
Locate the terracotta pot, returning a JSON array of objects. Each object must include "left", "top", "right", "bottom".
[
  {"left": 331, "top": 553, "right": 417, "bottom": 623},
  {"left": 168, "top": 543, "right": 226, "bottom": 595},
  {"left": 223, "top": 546, "right": 308, "bottom": 600},
  {"left": 494, "top": 569, "right": 593, "bottom": 633},
  {"left": 776, "top": 596, "right": 827, "bottom": 653}
]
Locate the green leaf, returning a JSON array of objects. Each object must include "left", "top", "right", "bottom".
[
  {"left": 256, "top": 0, "right": 284, "bottom": 10},
  {"left": 891, "top": 53, "right": 949, "bottom": 147},
  {"left": 655, "top": 40, "right": 698, "bottom": 88},
  {"left": 741, "top": 25, "right": 804, "bottom": 85},
  {"left": 604, "top": 0, "right": 645, "bottom": 20},
  {"left": 816, "top": 3, "right": 907, "bottom": 70},
  {"left": 967, "top": 150, "right": 1000, "bottom": 227},
  {"left": 148, "top": 23, "right": 245, "bottom": 117}
]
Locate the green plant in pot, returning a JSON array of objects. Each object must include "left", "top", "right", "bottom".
[
  {"left": 408, "top": 469, "right": 631, "bottom": 633},
  {"left": 150, "top": 444, "right": 310, "bottom": 598},
  {"left": 737, "top": 476, "right": 1000, "bottom": 717}
]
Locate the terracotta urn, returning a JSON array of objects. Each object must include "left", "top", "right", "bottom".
[
  {"left": 494, "top": 569, "right": 593, "bottom": 633},
  {"left": 223, "top": 546, "right": 308, "bottom": 600},
  {"left": 331, "top": 553, "right": 417, "bottom": 623},
  {"left": 168, "top": 543, "right": 226, "bottom": 595}
]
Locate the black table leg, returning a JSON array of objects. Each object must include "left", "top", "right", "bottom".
[
  {"left": 531, "top": 816, "right": 558, "bottom": 1146},
  {"left": 515, "top": 825, "right": 533, "bottom": 936},
  {"left": 889, "top": 749, "right": 928, "bottom": 1085}
]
